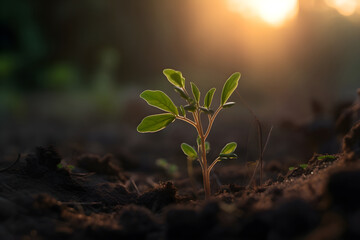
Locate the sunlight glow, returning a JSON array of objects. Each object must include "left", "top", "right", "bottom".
[
  {"left": 325, "top": 0, "right": 359, "bottom": 16},
  {"left": 227, "top": 0, "right": 299, "bottom": 26}
]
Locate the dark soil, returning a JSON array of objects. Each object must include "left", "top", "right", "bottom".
[{"left": 1, "top": 122, "right": 360, "bottom": 240}]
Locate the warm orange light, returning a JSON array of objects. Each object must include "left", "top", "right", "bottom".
[
  {"left": 325, "top": 0, "right": 358, "bottom": 16},
  {"left": 227, "top": 0, "right": 299, "bottom": 27}
]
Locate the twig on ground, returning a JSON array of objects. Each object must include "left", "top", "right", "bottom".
[{"left": 131, "top": 178, "right": 141, "bottom": 195}]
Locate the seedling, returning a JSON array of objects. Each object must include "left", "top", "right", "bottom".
[
  {"left": 57, "top": 163, "right": 75, "bottom": 171},
  {"left": 317, "top": 155, "right": 336, "bottom": 161},
  {"left": 137, "top": 69, "right": 240, "bottom": 199},
  {"left": 289, "top": 163, "right": 308, "bottom": 171},
  {"left": 299, "top": 164, "right": 308, "bottom": 169},
  {"left": 156, "top": 158, "right": 179, "bottom": 178}
]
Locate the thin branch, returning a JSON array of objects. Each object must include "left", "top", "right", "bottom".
[
  {"left": 204, "top": 106, "right": 223, "bottom": 139},
  {"left": 130, "top": 178, "right": 141, "bottom": 195},
  {"left": 208, "top": 157, "right": 220, "bottom": 173},
  {"left": 176, "top": 116, "right": 197, "bottom": 128}
]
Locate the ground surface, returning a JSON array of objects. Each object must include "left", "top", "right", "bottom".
[{"left": 0, "top": 122, "right": 359, "bottom": 240}]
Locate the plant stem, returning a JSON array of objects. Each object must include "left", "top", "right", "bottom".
[
  {"left": 204, "top": 106, "right": 222, "bottom": 140},
  {"left": 176, "top": 116, "right": 197, "bottom": 128},
  {"left": 196, "top": 109, "right": 211, "bottom": 199},
  {"left": 208, "top": 157, "right": 220, "bottom": 173},
  {"left": 177, "top": 99, "right": 217, "bottom": 199}
]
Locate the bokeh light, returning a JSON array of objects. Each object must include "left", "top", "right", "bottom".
[
  {"left": 325, "top": 0, "right": 359, "bottom": 16},
  {"left": 226, "top": 0, "right": 299, "bottom": 26}
]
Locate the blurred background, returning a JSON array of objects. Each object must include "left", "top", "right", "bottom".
[{"left": 1, "top": 0, "right": 360, "bottom": 172}]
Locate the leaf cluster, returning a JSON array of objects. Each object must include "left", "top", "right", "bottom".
[{"left": 137, "top": 69, "right": 240, "bottom": 133}]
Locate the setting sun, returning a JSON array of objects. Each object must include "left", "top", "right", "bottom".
[{"left": 227, "top": 0, "right": 299, "bottom": 26}]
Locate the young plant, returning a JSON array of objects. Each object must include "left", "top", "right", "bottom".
[{"left": 137, "top": 69, "right": 241, "bottom": 199}]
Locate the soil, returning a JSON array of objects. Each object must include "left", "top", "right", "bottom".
[{"left": 0, "top": 122, "right": 360, "bottom": 240}]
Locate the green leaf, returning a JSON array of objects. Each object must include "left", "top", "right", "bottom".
[
  {"left": 317, "top": 155, "right": 336, "bottom": 161},
  {"left": 156, "top": 158, "right": 168, "bottom": 168},
  {"left": 137, "top": 113, "right": 176, "bottom": 133},
  {"left": 222, "top": 102, "right": 235, "bottom": 108},
  {"left": 289, "top": 167, "right": 295, "bottom": 171},
  {"left": 220, "top": 142, "right": 237, "bottom": 155},
  {"left": 197, "top": 135, "right": 201, "bottom": 147},
  {"left": 204, "top": 88, "right": 216, "bottom": 109},
  {"left": 196, "top": 137, "right": 210, "bottom": 153},
  {"left": 140, "top": 90, "right": 178, "bottom": 115},
  {"left": 205, "top": 141, "right": 210, "bottom": 153},
  {"left": 163, "top": 69, "right": 185, "bottom": 88},
  {"left": 221, "top": 72, "right": 241, "bottom": 106},
  {"left": 179, "top": 105, "right": 186, "bottom": 117},
  {"left": 174, "top": 87, "right": 190, "bottom": 100},
  {"left": 184, "top": 104, "right": 196, "bottom": 112},
  {"left": 67, "top": 165, "right": 75, "bottom": 170},
  {"left": 299, "top": 164, "right": 308, "bottom": 169},
  {"left": 190, "top": 82, "right": 200, "bottom": 103},
  {"left": 57, "top": 163, "right": 63, "bottom": 169},
  {"left": 168, "top": 164, "right": 178, "bottom": 174},
  {"left": 219, "top": 153, "right": 238, "bottom": 160},
  {"left": 199, "top": 106, "right": 214, "bottom": 115},
  {"left": 181, "top": 143, "right": 198, "bottom": 160}
]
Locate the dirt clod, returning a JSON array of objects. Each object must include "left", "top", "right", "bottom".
[
  {"left": 77, "top": 154, "right": 122, "bottom": 177},
  {"left": 137, "top": 182, "right": 177, "bottom": 212},
  {"left": 25, "top": 145, "right": 62, "bottom": 177}
]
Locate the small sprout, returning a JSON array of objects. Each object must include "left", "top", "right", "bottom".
[
  {"left": 156, "top": 158, "right": 179, "bottom": 177},
  {"left": 317, "top": 155, "right": 336, "bottom": 161},
  {"left": 168, "top": 165, "right": 178, "bottom": 175},
  {"left": 156, "top": 158, "right": 168, "bottom": 167},
  {"left": 289, "top": 163, "right": 308, "bottom": 171},
  {"left": 57, "top": 163, "right": 75, "bottom": 171},
  {"left": 137, "top": 69, "right": 241, "bottom": 199},
  {"left": 299, "top": 164, "right": 308, "bottom": 169}
]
